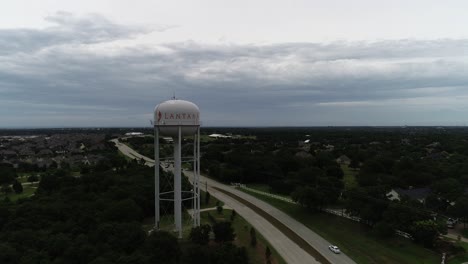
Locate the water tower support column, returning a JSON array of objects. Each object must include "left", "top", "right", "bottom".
[
  {"left": 154, "top": 128, "right": 160, "bottom": 229},
  {"left": 196, "top": 127, "right": 201, "bottom": 225},
  {"left": 174, "top": 126, "right": 183, "bottom": 238},
  {"left": 193, "top": 133, "right": 197, "bottom": 227}
]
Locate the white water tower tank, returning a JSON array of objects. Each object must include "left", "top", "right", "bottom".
[{"left": 154, "top": 99, "right": 200, "bottom": 136}]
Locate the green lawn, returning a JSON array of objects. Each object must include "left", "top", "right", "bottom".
[
  {"left": 6, "top": 184, "right": 37, "bottom": 202},
  {"left": 444, "top": 240, "right": 468, "bottom": 264},
  {"left": 246, "top": 183, "right": 271, "bottom": 193},
  {"left": 244, "top": 184, "right": 293, "bottom": 201},
  {"left": 341, "top": 164, "right": 358, "bottom": 190},
  {"left": 242, "top": 188, "right": 441, "bottom": 264},
  {"left": 17, "top": 176, "right": 29, "bottom": 183}
]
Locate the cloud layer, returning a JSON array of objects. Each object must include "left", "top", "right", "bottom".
[{"left": 1, "top": 13, "right": 468, "bottom": 127}]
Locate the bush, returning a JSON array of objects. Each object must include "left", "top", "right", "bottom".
[
  {"left": 12, "top": 181, "right": 23, "bottom": 194},
  {"left": 249, "top": 227, "right": 257, "bottom": 247},
  {"left": 212, "top": 222, "right": 235, "bottom": 243},
  {"left": 216, "top": 205, "right": 223, "bottom": 214},
  {"left": 189, "top": 224, "right": 211, "bottom": 245}
]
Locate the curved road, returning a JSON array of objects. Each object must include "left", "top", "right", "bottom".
[{"left": 111, "top": 138, "right": 356, "bottom": 264}]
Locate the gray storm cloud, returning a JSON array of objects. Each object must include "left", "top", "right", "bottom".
[{"left": 0, "top": 12, "right": 468, "bottom": 127}]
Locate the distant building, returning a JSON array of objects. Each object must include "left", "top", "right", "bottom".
[
  {"left": 387, "top": 187, "right": 431, "bottom": 203},
  {"left": 336, "top": 155, "right": 351, "bottom": 165},
  {"left": 162, "top": 137, "right": 174, "bottom": 143},
  {"left": 208, "top": 134, "right": 231, "bottom": 139},
  {"left": 323, "top": 144, "right": 334, "bottom": 152},
  {"left": 295, "top": 151, "right": 312, "bottom": 159},
  {"left": 125, "top": 132, "right": 144, "bottom": 136}
]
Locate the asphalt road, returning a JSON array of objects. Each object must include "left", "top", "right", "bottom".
[{"left": 112, "top": 138, "right": 356, "bottom": 264}]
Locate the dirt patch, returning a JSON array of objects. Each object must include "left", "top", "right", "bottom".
[{"left": 214, "top": 186, "right": 331, "bottom": 264}]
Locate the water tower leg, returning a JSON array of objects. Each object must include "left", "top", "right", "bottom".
[
  {"left": 154, "top": 128, "right": 160, "bottom": 230},
  {"left": 174, "top": 126, "right": 182, "bottom": 238},
  {"left": 193, "top": 133, "right": 197, "bottom": 227},
  {"left": 196, "top": 127, "right": 201, "bottom": 226}
]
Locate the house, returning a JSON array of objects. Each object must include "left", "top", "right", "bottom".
[
  {"left": 387, "top": 187, "right": 431, "bottom": 203},
  {"left": 336, "top": 155, "right": 351, "bottom": 165},
  {"left": 208, "top": 134, "right": 232, "bottom": 139},
  {"left": 295, "top": 151, "right": 312, "bottom": 159},
  {"left": 427, "top": 142, "right": 441, "bottom": 148},
  {"left": 38, "top": 149, "right": 54, "bottom": 156},
  {"left": 18, "top": 149, "right": 35, "bottom": 157},
  {"left": 125, "top": 132, "right": 144, "bottom": 136},
  {"left": 162, "top": 137, "right": 173, "bottom": 143},
  {"left": 0, "top": 150, "right": 17, "bottom": 158},
  {"left": 323, "top": 144, "right": 334, "bottom": 151}
]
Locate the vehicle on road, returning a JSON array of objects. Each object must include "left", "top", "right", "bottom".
[{"left": 329, "top": 245, "right": 340, "bottom": 254}]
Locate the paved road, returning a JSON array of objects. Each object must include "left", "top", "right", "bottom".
[
  {"left": 112, "top": 139, "right": 356, "bottom": 264},
  {"left": 111, "top": 139, "right": 155, "bottom": 166}
]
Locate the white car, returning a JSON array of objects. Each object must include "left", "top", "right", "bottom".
[{"left": 329, "top": 245, "right": 340, "bottom": 254}]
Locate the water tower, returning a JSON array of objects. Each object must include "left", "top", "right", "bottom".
[{"left": 154, "top": 99, "right": 201, "bottom": 238}]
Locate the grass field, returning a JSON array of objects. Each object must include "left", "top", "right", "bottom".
[
  {"left": 241, "top": 188, "right": 442, "bottom": 264},
  {"left": 6, "top": 184, "right": 37, "bottom": 202},
  {"left": 341, "top": 164, "right": 358, "bottom": 190},
  {"left": 245, "top": 184, "right": 293, "bottom": 200}
]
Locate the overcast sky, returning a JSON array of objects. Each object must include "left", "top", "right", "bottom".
[{"left": 1, "top": 0, "right": 468, "bottom": 127}]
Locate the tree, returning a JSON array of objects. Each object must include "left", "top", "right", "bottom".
[
  {"left": 217, "top": 204, "right": 223, "bottom": 214},
  {"left": 205, "top": 191, "right": 211, "bottom": 205},
  {"left": 60, "top": 161, "right": 71, "bottom": 170},
  {"left": 181, "top": 244, "right": 210, "bottom": 264},
  {"left": 1, "top": 184, "right": 12, "bottom": 197},
  {"left": 12, "top": 180, "right": 23, "bottom": 194},
  {"left": 94, "top": 222, "right": 146, "bottom": 253},
  {"left": 349, "top": 158, "right": 360, "bottom": 169},
  {"left": 432, "top": 178, "right": 464, "bottom": 204},
  {"left": 411, "top": 220, "right": 446, "bottom": 248},
  {"left": 143, "top": 231, "right": 181, "bottom": 264},
  {"left": 189, "top": 224, "right": 211, "bottom": 245},
  {"left": 265, "top": 246, "right": 272, "bottom": 261},
  {"left": 210, "top": 243, "right": 249, "bottom": 264},
  {"left": 345, "top": 187, "right": 388, "bottom": 226},
  {"left": 449, "top": 196, "right": 468, "bottom": 228},
  {"left": 38, "top": 173, "right": 59, "bottom": 194},
  {"left": 292, "top": 186, "right": 321, "bottom": 210},
  {"left": 0, "top": 166, "right": 15, "bottom": 185},
  {"left": 212, "top": 222, "right": 235, "bottom": 243},
  {"left": 326, "top": 165, "right": 344, "bottom": 179},
  {"left": 102, "top": 199, "right": 143, "bottom": 222},
  {"left": 249, "top": 227, "right": 257, "bottom": 247},
  {"left": 382, "top": 202, "right": 428, "bottom": 232},
  {"left": 0, "top": 243, "right": 19, "bottom": 264},
  {"left": 230, "top": 210, "right": 236, "bottom": 221}
]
